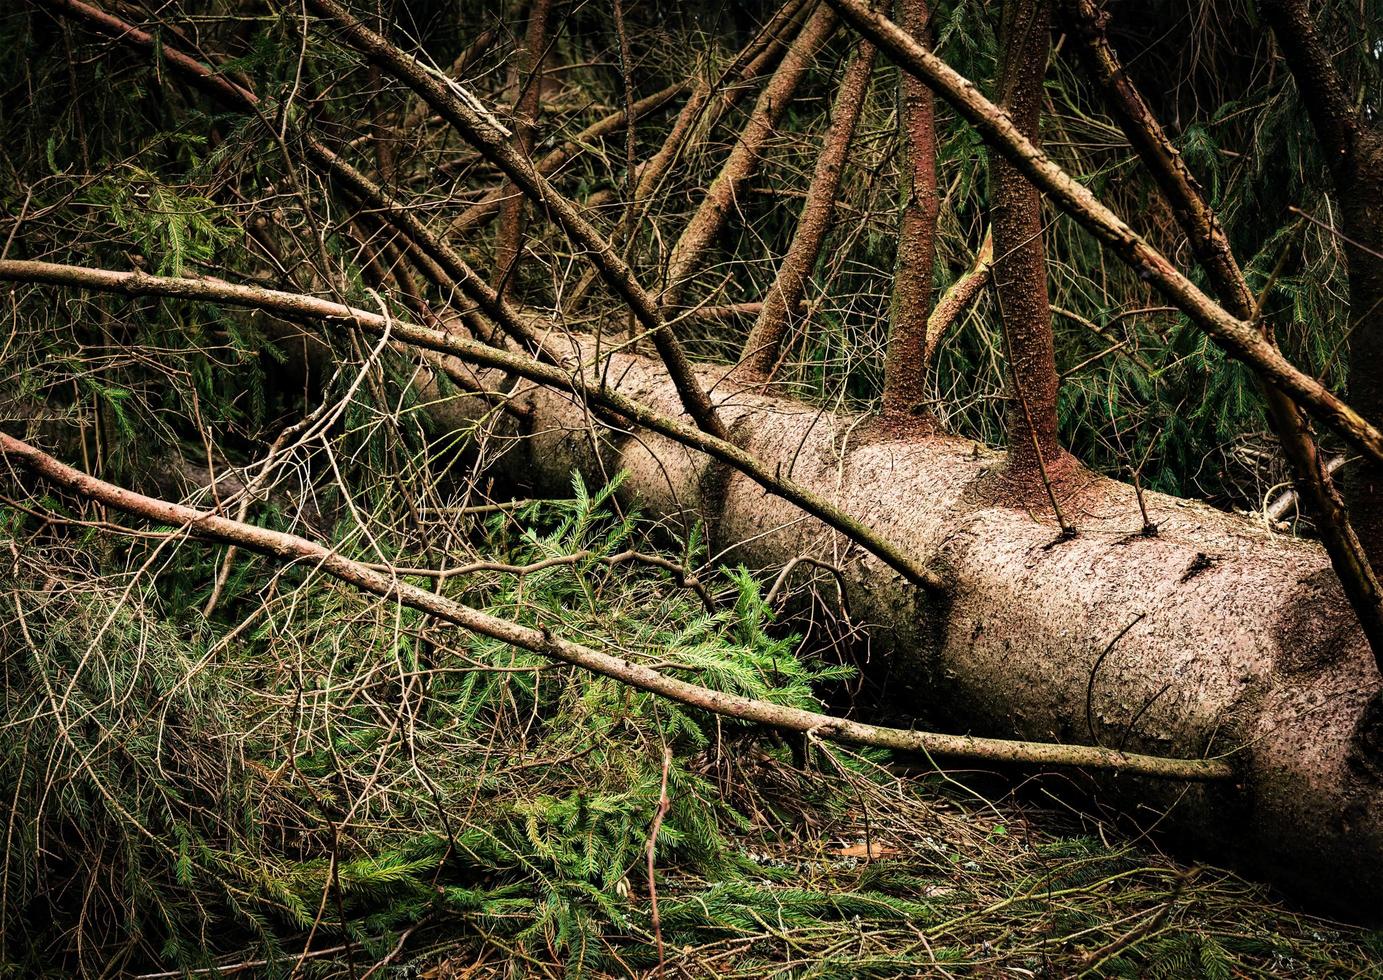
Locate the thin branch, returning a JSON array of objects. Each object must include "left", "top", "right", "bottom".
[
  {"left": 924, "top": 227, "right": 992, "bottom": 367},
  {"left": 0, "top": 432, "right": 1235, "bottom": 781},
  {"left": 400, "top": 28, "right": 497, "bottom": 131},
  {"left": 560, "top": 0, "right": 815, "bottom": 313},
  {"left": 446, "top": 83, "right": 689, "bottom": 241},
  {"left": 659, "top": 3, "right": 839, "bottom": 312},
  {"left": 0, "top": 259, "right": 943, "bottom": 590},
  {"left": 306, "top": 0, "right": 730, "bottom": 441}
]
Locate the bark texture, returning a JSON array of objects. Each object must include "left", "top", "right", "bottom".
[
  {"left": 881, "top": 0, "right": 939, "bottom": 418},
  {"left": 991, "top": 0, "right": 1058, "bottom": 470},
  {"left": 740, "top": 38, "right": 877, "bottom": 379},
  {"left": 449, "top": 327, "right": 1382, "bottom": 916},
  {"left": 7, "top": 255, "right": 1383, "bottom": 910},
  {"left": 493, "top": 0, "right": 553, "bottom": 299},
  {"left": 822, "top": 0, "right": 1383, "bottom": 469}
]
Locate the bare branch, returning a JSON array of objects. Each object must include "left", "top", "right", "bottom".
[
  {"left": 924, "top": 227, "right": 992, "bottom": 367},
  {"left": 561, "top": 0, "right": 816, "bottom": 313},
  {"left": 306, "top": 0, "right": 731, "bottom": 440},
  {"left": 0, "top": 432, "right": 1234, "bottom": 781},
  {"left": 659, "top": 3, "right": 839, "bottom": 312},
  {"left": 739, "top": 38, "right": 876, "bottom": 379},
  {"left": 446, "top": 83, "right": 689, "bottom": 241},
  {"left": 0, "top": 259, "right": 943, "bottom": 590}
]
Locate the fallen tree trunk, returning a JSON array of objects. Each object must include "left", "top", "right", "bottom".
[
  {"left": 6, "top": 260, "right": 1381, "bottom": 912},
  {"left": 452, "top": 329, "right": 1382, "bottom": 916}
]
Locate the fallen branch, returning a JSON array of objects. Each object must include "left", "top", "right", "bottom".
[
  {"left": 561, "top": 0, "right": 815, "bottom": 313},
  {"left": 0, "top": 259, "right": 942, "bottom": 590},
  {"left": 0, "top": 431, "right": 1234, "bottom": 782},
  {"left": 1267, "top": 455, "right": 1348, "bottom": 522},
  {"left": 446, "top": 83, "right": 688, "bottom": 240},
  {"left": 924, "top": 227, "right": 993, "bottom": 367}
]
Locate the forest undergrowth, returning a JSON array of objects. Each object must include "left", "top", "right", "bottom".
[
  {"left": 5, "top": 0, "right": 1383, "bottom": 974},
  {"left": 3, "top": 475, "right": 1381, "bottom": 977}
]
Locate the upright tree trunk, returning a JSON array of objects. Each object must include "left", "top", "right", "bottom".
[
  {"left": 990, "top": 0, "right": 1058, "bottom": 471},
  {"left": 1262, "top": 0, "right": 1383, "bottom": 572},
  {"left": 494, "top": 0, "right": 553, "bottom": 299},
  {"left": 1341, "top": 137, "right": 1383, "bottom": 563},
  {"left": 881, "top": 0, "right": 939, "bottom": 419}
]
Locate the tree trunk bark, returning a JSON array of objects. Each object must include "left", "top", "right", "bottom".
[
  {"left": 740, "top": 38, "right": 877, "bottom": 379},
  {"left": 990, "top": 0, "right": 1059, "bottom": 471},
  {"left": 1341, "top": 133, "right": 1383, "bottom": 570},
  {"left": 1062, "top": 0, "right": 1383, "bottom": 668},
  {"left": 494, "top": 0, "right": 553, "bottom": 300},
  {"left": 448, "top": 328, "right": 1383, "bottom": 916},
  {"left": 881, "top": 0, "right": 939, "bottom": 419},
  {"left": 6, "top": 257, "right": 1382, "bottom": 913}
]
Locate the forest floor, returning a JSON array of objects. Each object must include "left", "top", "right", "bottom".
[
  {"left": 405, "top": 751, "right": 1383, "bottom": 979},
  {"left": 9, "top": 490, "right": 1383, "bottom": 979}
]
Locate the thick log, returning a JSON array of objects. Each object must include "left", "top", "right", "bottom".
[{"left": 464, "top": 329, "right": 1382, "bottom": 916}]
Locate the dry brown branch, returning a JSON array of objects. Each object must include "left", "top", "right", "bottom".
[
  {"left": 659, "top": 3, "right": 839, "bottom": 312},
  {"left": 822, "top": 0, "right": 1383, "bottom": 468},
  {"left": 446, "top": 82, "right": 688, "bottom": 240},
  {"left": 306, "top": 0, "right": 731, "bottom": 441},
  {"left": 560, "top": 0, "right": 815, "bottom": 313},
  {"left": 924, "top": 227, "right": 992, "bottom": 366},
  {"left": 0, "top": 431, "right": 1234, "bottom": 781},
  {"left": 399, "top": 28, "right": 497, "bottom": 131},
  {"left": 738, "top": 38, "right": 876, "bottom": 379}
]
